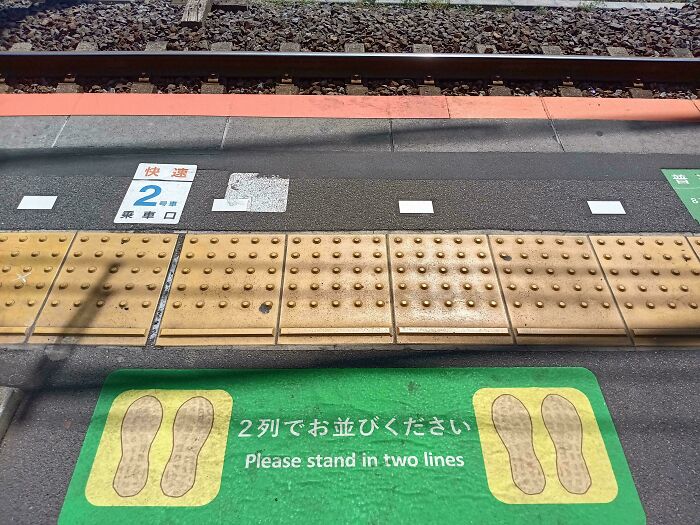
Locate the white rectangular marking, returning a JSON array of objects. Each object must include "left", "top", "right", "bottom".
[
  {"left": 212, "top": 198, "right": 251, "bottom": 212},
  {"left": 114, "top": 180, "right": 193, "bottom": 224},
  {"left": 587, "top": 201, "right": 626, "bottom": 215},
  {"left": 399, "top": 200, "right": 434, "bottom": 214},
  {"left": 17, "top": 195, "right": 57, "bottom": 210},
  {"left": 132, "top": 163, "right": 197, "bottom": 182}
]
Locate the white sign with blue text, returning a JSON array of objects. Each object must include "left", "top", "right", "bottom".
[{"left": 114, "top": 163, "right": 197, "bottom": 224}]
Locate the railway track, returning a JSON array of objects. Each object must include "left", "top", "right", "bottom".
[{"left": 0, "top": 51, "right": 698, "bottom": 95}]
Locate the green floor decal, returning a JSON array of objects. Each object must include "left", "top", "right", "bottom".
[
  {"left": 59, "top": 368, "right": 644, "bottom": 524},
  {"left": 662, "top": 168, "right": 700, "bottom": 224}
]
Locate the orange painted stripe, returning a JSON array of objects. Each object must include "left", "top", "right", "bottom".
[
  {"left": 0, "top": 93, "right": 81, "bottom": 116},
  {"left": 0, "top": 93, "right": 698, "bottom": 121},
  {"left": 227, "top": 94, "right": 450, "bottom": 118},
  {"left": 447, "top": 96, "right": 548, "bottom": 119},
  {"left": 543, "top": 97, "right": 700, "bottom": 122}
]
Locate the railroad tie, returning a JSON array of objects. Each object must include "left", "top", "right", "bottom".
[
  {"left": 275, "top": 43, "right": 301, "bottom": 95},
  {"left": 412, "top": 44, "right": 441, "bottom": 96},
  {"left": 345, "top": 43, "right": 369, "bottom": 96},
  {"left": 180, "top": 0, "right": 214, "bottom": 27}
]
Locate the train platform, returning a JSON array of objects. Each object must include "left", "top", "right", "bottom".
[{"left": 0, "top": 93, "right": 699, "bottom": 525}]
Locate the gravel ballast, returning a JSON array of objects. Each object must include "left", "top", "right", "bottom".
[{"left": 0, "top": 0, "right": 698, "bottom": 56}]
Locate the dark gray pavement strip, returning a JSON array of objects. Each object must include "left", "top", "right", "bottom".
[
  {"left": 54, "top": 116, "right": 229, "bottom": 150},
  {"left": 3, "top": 117, "right": 699, "bottom": 154},
  {"left": 7, "top": 149, "right": 700, "bottom": 181},
  {"left": 0, "top": 346, "right": 697, "bottom": 524},
  {"left": 554, "top": 120, "right": 700, "bottom": 155},
  {"left": 1, "top": 116, "right": 68, "bottom": 149},
  {"left": 223, "top": 118, "right": 393, "bottom": 152},
  {"left": 0, "top": 151, "right": 699, "bottom": 232},
  {"left": 391, "top": 119, "right": 563, "bottom": 153}
]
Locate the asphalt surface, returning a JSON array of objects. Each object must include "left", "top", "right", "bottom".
[
  {"left": 0, "top": 146, "right": 698, "bottom": 524},
  {"left": 0, "top": 149, "right": 699, "bottom": 233}
]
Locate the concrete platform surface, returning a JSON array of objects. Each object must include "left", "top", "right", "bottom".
[{"left": 2, "top": 115, "right": 699, "bottom": 154}]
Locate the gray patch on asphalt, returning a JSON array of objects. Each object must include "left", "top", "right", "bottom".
[{"left": 225, "top": 172, "right": 289, "bottom": 212}]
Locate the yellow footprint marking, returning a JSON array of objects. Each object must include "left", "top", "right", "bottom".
[
  {"left": 113, "top": 395, "right": 163, "bottom": 497},
  {"left": 491, "top": 394, "right": 546, "bottom": 495},
  {"left": 160, "top": 396, "right": 215, "bottom": 498},
  {"left": 542, "top": 394, "right": 592, "bottom": 495}
]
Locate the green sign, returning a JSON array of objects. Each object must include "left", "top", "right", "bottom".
[
  {"left": 60, "top": 368, "right": 644, "bottom": 524},
  {"left": 662, "top": 168, "right": 700, "bottom": 223}
]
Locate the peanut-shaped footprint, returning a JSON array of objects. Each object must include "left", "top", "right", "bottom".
[
  {"left": 113, "top": 395, "right": 163, "bottom": 497},
  {"left": 492, "top": 394, "right": 546, "bottom": 495},
  {"left": 160, "top": 396, "right": 214, "bottom": 498},
  {"left": 542, "top": 394, "right": 592, "bottom": 495}
]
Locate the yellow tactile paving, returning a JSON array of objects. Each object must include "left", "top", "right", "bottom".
[
  {"left": 157, "top": 234, "right": 284, "bottom": 346},
  {"left": 0, "top": 231, "right": 75, "bottom": 344},
  {"left": 388, "top": 234, "right": 512, "bottom": 344},
  {"left": 689, "top": 236, "right": 700, "bottom": 260},
  {"left": 490, "top": 235, "right": 629, "bottom": 345},
  {"left": 29, "top": 232, "right": 176, "bottom": 346},
  {"left": 5, "top": 230, "right": 699, "bottom": 349},
  {"left": 278, "top": 234, "right": 393, "bottom": 345},
  {"left": 591, "top": 235, "right": 700, "bottom": 346}
]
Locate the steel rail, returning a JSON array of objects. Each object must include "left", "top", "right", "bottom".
[{"left": 0, "top": 51, "right": 698, "bottom": 83}]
